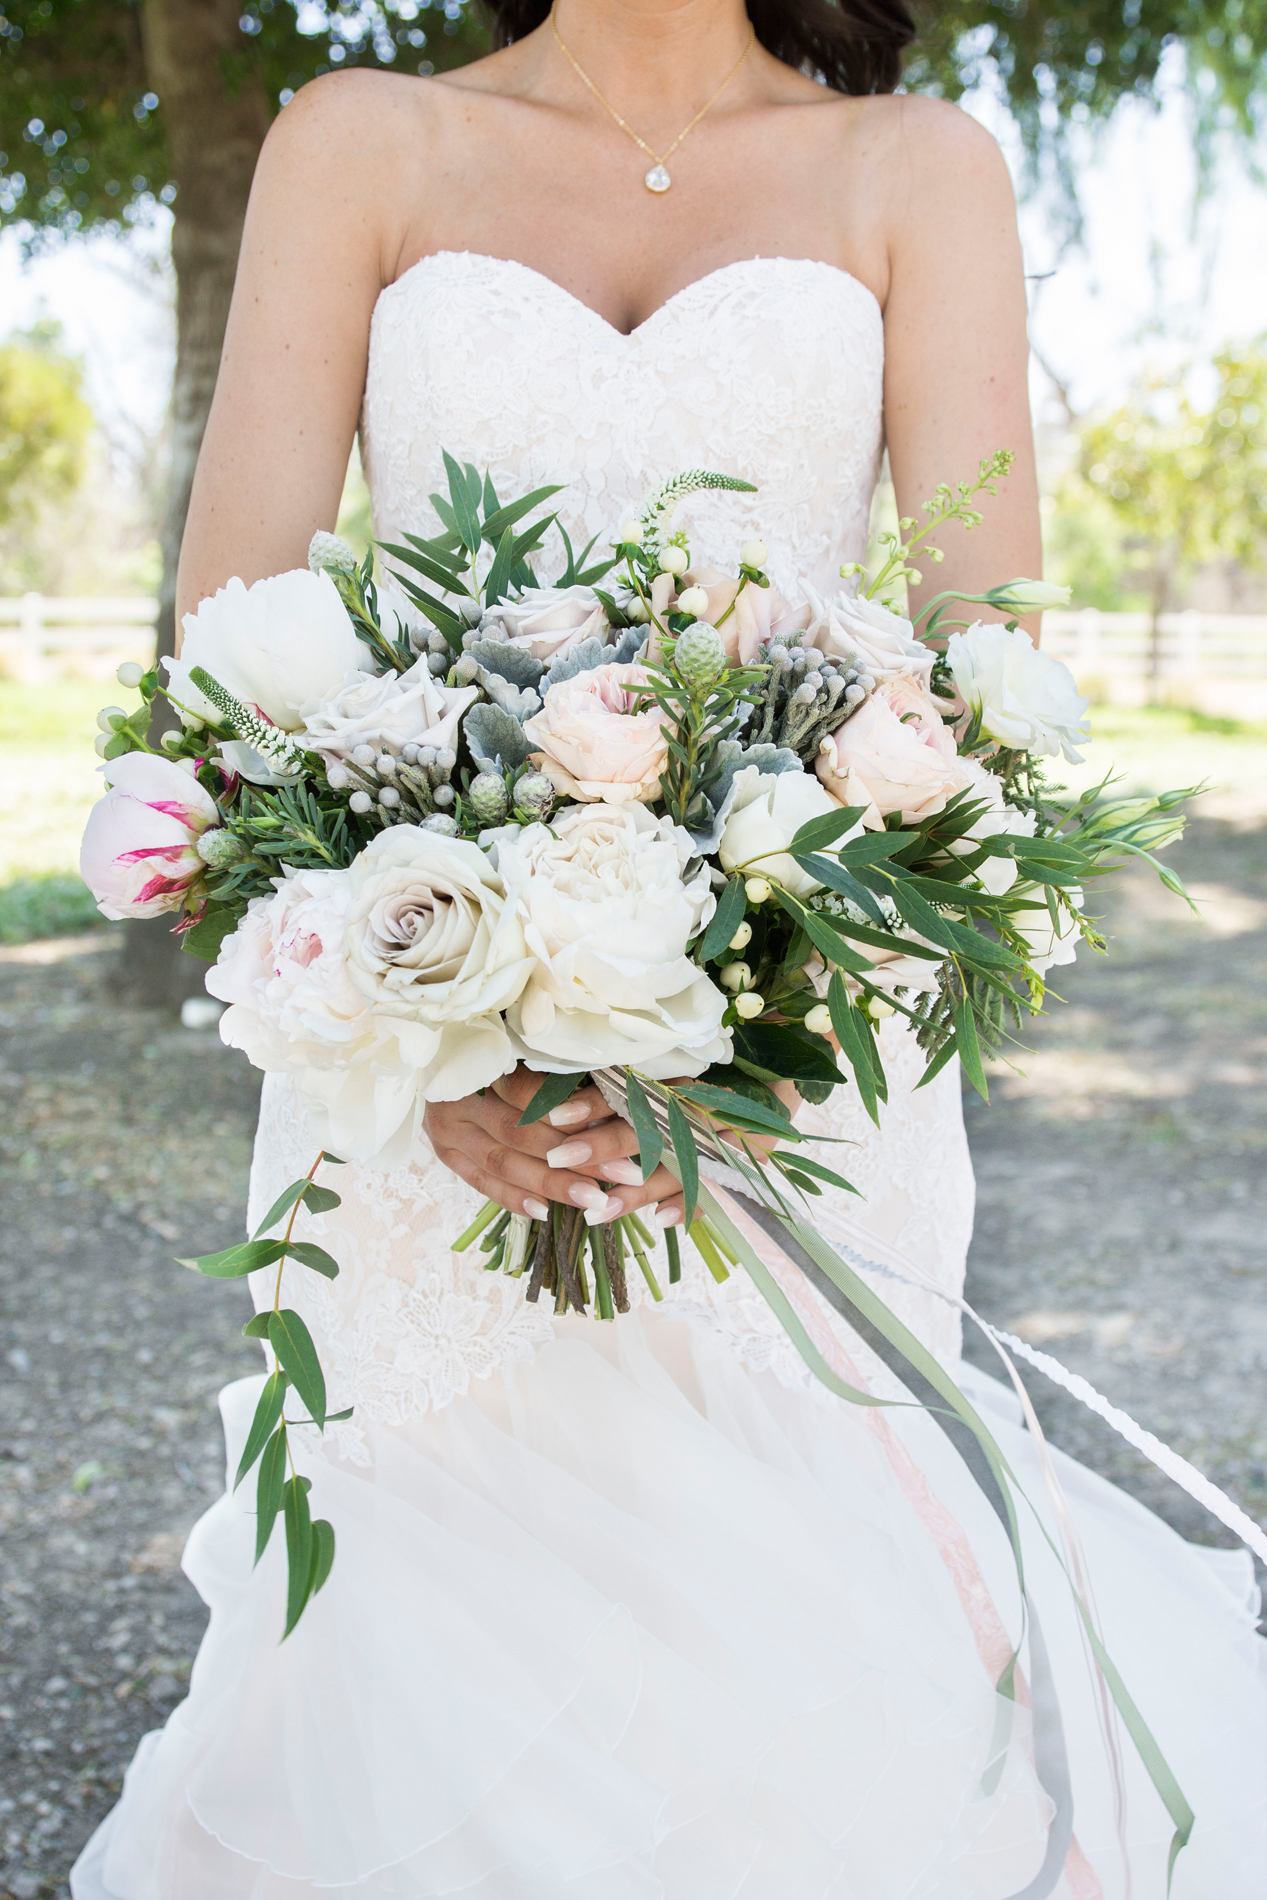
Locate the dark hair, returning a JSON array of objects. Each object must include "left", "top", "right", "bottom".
[{"left": 487, "top": 0, "right": 915, "bottom": 96}]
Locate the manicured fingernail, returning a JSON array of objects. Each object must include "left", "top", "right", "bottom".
[
  {"left": 598, "top": 1158, "right": 644, "bottom": 1187},
  {"left": 546, "top": 1139, "right": 592, "bottom": 1169},
  {"left": 548, "top": 1100, "right": 590, "bottom": 1127},
  {"left": 654, "top": 1205, "right": 683, "bottom": 1229},
  {"left": 584, "top": 1197, "right": 622, "bottom": 1226},
  {"left": 568, "top": 1182, "right": 609, "bottom": 1212},
  {"left": 523, "top": 1196, "right": 550, "bottom": 1220}
]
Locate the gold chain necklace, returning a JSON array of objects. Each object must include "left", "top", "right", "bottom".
[{"left": 549, "top": 9, "right": 755, "bottom": 194}]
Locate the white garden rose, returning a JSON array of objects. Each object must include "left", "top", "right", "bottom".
[
  {"left": 300, "top": 655, "right": 478, "bottom": 762},
  {"left": 718, "top": 767, "right": 857, "bottom": 898},
  {"left": 947, "top": 758, "right": 1038, "bottom": 896},
  {"left": 480, "top": 586, "right": 609, "bottom": 662},
  {"left": 947, "top": 621, "right": 1090, "bottom": 762},
  {"left": 206, "top": 830, "right": 532, "bottom": 1165},
  {"left": 493, "top": 801, "right": 730, "bottom": 1077},
  {"left": 804, "top": 586, "right": 934, "bottom": 685},
  {"left": 166, "top": 569, "right": 372, "bottom": 732}
]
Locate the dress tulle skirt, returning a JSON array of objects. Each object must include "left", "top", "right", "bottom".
[{"left": 72, "top": 1301, "right": 1267, "bottom": 1899}]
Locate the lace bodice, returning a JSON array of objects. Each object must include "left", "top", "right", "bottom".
[
  {"left": 361, "top": 251, "right": 884, "bottom": 597},
  {"left": 249, "top": 250, "right": 974, "bottom": 1446}
]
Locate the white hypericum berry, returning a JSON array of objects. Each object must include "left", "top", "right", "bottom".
[
  {"left": 719, "top": 961, "right": 752, "bottom": 993},
  {"left": 93, "top": 733, "right": 110, "bottom": 758},
  {"left": 617, "top": 520, "right": 643, "bottom": 545},
  {"left": 805, "top": 1003, "right": 834, "bottom": 1038},
  {"left": 744, "top": 877, "right": 772, "bottom": 904},
  {"left": 116, "top": 661, "right": 144, "bottom": 689},
  {"left": 674, "top": 586, "right": 710, "bottom": 618},
  {"left": 740, "top": 539, "right": 768, "bottom": 567},
  {"left": 174, "top": 757, "right": 197, "bottom": 776},
  {"left": 728, "top": 921, "right": 753, "bottom": 951},
  {"left": 627, "top": 597, "right": 651, "bottom": 624},
  {"left": 734, "top": 991, "right": 765, "bottom": 1020},
  {"left": 349, "top": 791, "right": 373, "bottom": 815},
  {"left": 659, "top": 547, "right": 689, "bottom": 577},
  {"left": 307, "top": 530, "right": 358, "bottom": 576},
  {"left": 867, "top": 997, "right": 896, "bottom": 1020},
  {"left": 160, "top": 728, "right": 184, "bottom": 751},
  {"left": 96, "top": 706, "right": 126, "bottom": 733}
]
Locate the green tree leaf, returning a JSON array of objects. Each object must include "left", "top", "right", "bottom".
[
  {"left": 234, "top": 1369, "right": 288, "bottom": 1490},
  {"left": 268, "top": 1309, "right": 327, "bottom": 1431}
]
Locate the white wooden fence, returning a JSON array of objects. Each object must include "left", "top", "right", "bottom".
[
  {"left": 0, "top": 593, "right": 159, "bottom": 683},
  {"left": 1, "top": 595, "right": 1266, "bottom": 707}
]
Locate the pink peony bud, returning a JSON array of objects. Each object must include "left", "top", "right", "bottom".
[{"left": 79, "top": 752, "right": 220, "bottom": 920}]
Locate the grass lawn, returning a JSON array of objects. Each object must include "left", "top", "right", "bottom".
[{"left": 1, "top": 678, "right": 1264, "bottom": 943}]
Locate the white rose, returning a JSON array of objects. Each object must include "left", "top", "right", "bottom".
[
  {"left": 480, "top": 586, "right": 609, "bottom": 662},
  {"left": 1017, "top": 887, "right": 1083, "bottom": 977},
  {"left": 206, "top": 831, "right": 532, "bottom": 1165},
  {"left": 166, "top": 569, "right": 372, "bottom": 732},
  {"left": 948, "top": 758, "right": 1038, "bottom": 896},
  {"left": 804, "top": 587, "right": 934, "bottom": 685},
  {"left": 947, "top": 622, "right": 1090, "bottom": 762},
  {"left": 718, "top": 767, "right": 856, "bottom": 898},
  {"left": 494, "top": 802, "right": 730, "bottom": 1078},
  {"left": 300, "top": 655, "right": 478, "bottom": 762}
]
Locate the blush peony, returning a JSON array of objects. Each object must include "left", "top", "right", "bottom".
[
  {"left": 80, "top": 752, "right": 220, "bottom": 920},
  {"left": 816, "top": 678, "right": 967, "bottom": 827},
  {"left": 493, "top": 802, "right": 730, "bottom": 1078},
  {"left": 522, "top": 662, "right": 668, "bottom": 804}
]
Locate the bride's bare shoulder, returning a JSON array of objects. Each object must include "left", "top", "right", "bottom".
[{"left": 849, "top": 92, "right": 1014, "bottom": 209}]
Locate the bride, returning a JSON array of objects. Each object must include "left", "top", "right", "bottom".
[{"left": 73, "top": 0, "right": 1267, "bottom": 1894}]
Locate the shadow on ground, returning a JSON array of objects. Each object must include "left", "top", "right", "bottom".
[{"left": 1, "top": 814, "right": 1264, "bottom": 1895}]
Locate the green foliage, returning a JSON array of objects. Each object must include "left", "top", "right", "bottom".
[
  {"left": 1077, "top": 343, "right": 1267, "bottom": 612},
  {"left": 0, "top": 321, "right": 92, "bottom": 527},
  {"left": 0, "top": 0, "right": 490, "bottom": 237},
  {"left": 0, "top": 870, "right": 103, "bottom": 941}
]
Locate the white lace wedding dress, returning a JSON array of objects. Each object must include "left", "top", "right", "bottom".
[{"left": 74, "top": 252, "right": 1267, "bottom": 1900}]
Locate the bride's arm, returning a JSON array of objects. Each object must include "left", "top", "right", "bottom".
[
  {"left": 175, "top": 73, "right": 423, "bottom": 626},
  {"left": 877, "top": 100, "right": 1043, "bottom": 639}
]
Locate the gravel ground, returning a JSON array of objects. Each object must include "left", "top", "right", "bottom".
[{"left": 2, "top": 814, "right": 1264, "bottom": 1896}]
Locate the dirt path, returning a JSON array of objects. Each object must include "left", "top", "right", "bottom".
[{"left": 2, "top": 814, "right": 1263, "bottom": 1895}]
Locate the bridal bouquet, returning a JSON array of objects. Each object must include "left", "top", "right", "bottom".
[{"left": 80, "top": 452, "right": 1193, "bottom": 1646}]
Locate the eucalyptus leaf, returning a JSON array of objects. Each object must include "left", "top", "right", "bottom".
[
  {"left": 268, "top": 1309, "right": 327, "bottom": 1431},
  {"left": 283, "top": 1474, "right": 315, "bottom": 1638},
  {"left": 284, "top": 1241, "right": 341, "bottom": 1281},
  {"left": 623, "top": 1070, "right": 663, "bottom": 1180},
  {"left": 235, "top": 1369, "right": 288, "bottom": 1490},
  {"left": 255, "top": 1428, "right": 287, "bottom": 1566},
  {"left": 518, "top": 1071, "right": 589, "bottom": 1126},
  {"left": 666, "top": 1096, "right": 699, "bottom": 1226},
  {"left": 788, "top": 805, "right": 870, "bottom": 854},
  {"left": 309, "top": 1518, "right": 337, "bottom": 1599},
  {"left": 179, "top": 1238, "right": 285, "bottom": 1279},
  {"left": 828, "top": 970, "right": 881, "bottom": 1128},
  {"left": 697, "top": 875, "right": 747, "bottom": 963}
]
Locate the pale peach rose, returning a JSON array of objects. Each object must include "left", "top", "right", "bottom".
[
  {"left": 522, "top": 662, "right": 667, "bottom": 805},
  {"left": 686, "top": 567, "right": 810, "bottom": 666},
  {"left": 815, "top": 678, "right": 968, "bottom": 828}
]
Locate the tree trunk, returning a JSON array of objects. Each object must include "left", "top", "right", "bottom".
[
  {"left": 115, "top": 0, "right": 270, "bottom": 1010},
  {"left": 1148, "top": 551, "right": 1174, "bottom": 709}
]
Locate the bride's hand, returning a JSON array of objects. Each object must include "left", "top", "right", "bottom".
[{"left": 424, "top": 1068, "right": 685, "bottom": 1229}]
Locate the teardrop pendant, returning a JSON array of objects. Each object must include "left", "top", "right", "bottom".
[{"left": 644, "top": 165, "right": 672, "bottom": 193}]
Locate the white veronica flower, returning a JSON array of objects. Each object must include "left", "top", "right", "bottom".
[
  {"left": 493, "top": 801, "right": 730, "bottom": 1078},
  {"left": 948, "top": 622, "right": 1090, "bottom": 762}
]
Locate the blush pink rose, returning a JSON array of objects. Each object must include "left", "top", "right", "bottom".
[
  {"left": 522, "top": 662, "right": 668, "bottom": 804},
  {"left": 80, "top": 752, "right": 220, "bottom": 920},
  {"left": 686, "top": 568, "right": 810, "bottom": 666},
  {"left": 815, "top": 678, "right": 968, "bottom": 828}
]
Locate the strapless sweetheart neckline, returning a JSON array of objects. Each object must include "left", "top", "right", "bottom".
[{"left": 376, "top": 248, "right": 882, "bottom": 341}]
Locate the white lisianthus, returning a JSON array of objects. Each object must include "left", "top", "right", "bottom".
[
  {"left": 947, "top": 758, "right": 1037, "bottom": 896},
  {"left": 985, "top": 578, "right": 1072, "bottom": 614},
  {"left": 480, "top": 586, "right": 609, "bottom": 662},
  {"left": 206, "top": 831, "right": 532, "bottom": 1165},
  {"left": 1016, "top": 887, "right": 1083, "bottom": 977},
  {"left": 948, "top": 622, "right": 1090, "bottom": 762},
  {"left": 803, "top": 586, "right": 934, "bottom": 685},
  {"left": 166, "top": 569, "right": 372, "bottom": 732},
  {"left": 718, "top": 767, "right": 856, "bottom": 897},
  {"left": 493, "top": 802, "right": 730, "bottom": 1078},
  {"left": 301, "top": 655, "right": 478, "bottom": 762}
]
